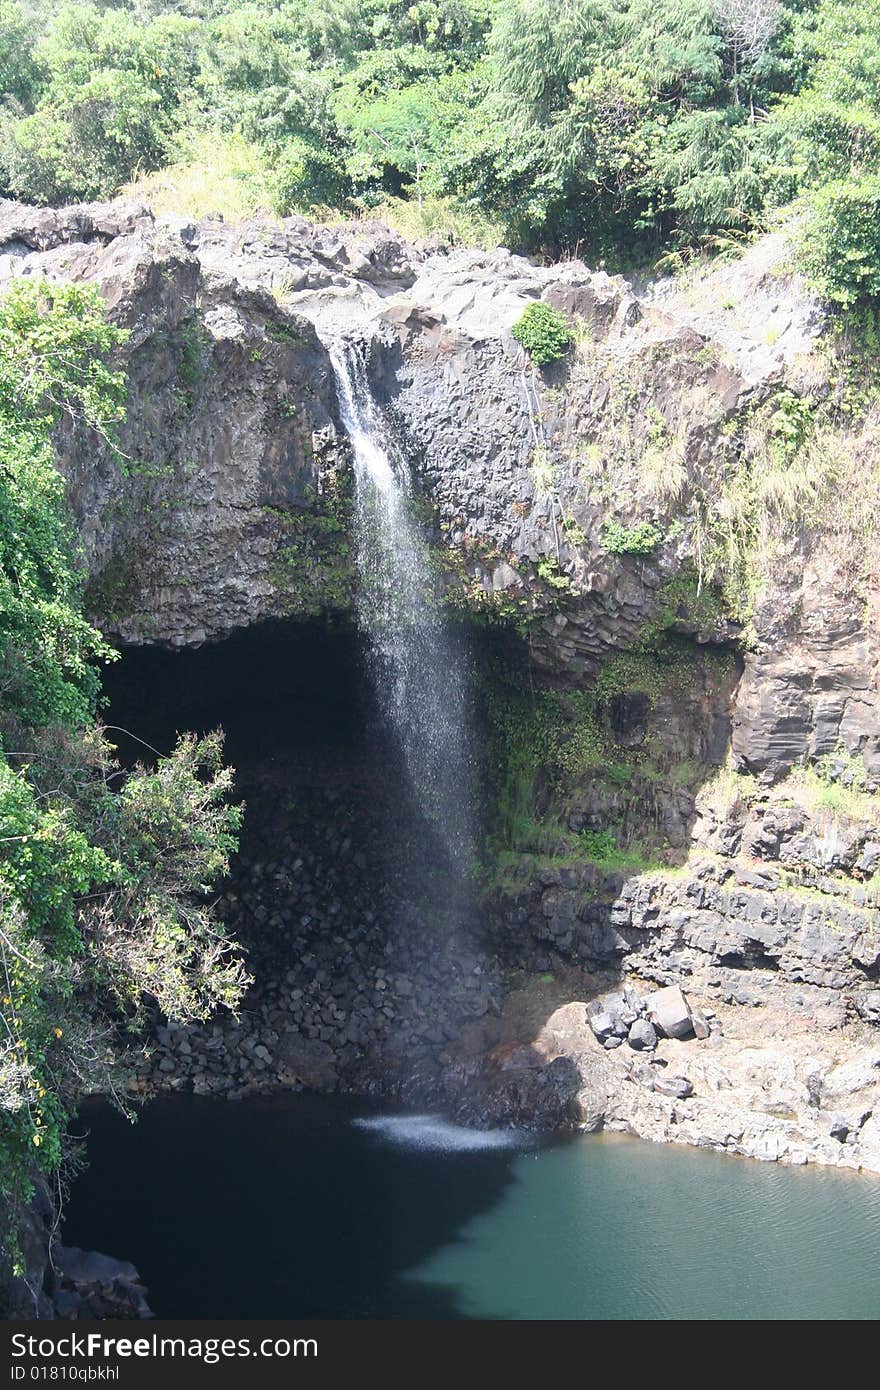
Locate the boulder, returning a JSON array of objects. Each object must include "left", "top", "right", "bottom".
[
  {"left": 588, "top": 994, "right": 630, "bottom": 1037},
  {"left": 624, "top": 987, "right": 646, "bottom": 1016},
  {"left": 627, "top": 1018, "right": 657, "bottom": 1051},
  {"left": 646, "top": 985, "right": 694, "bottom": 1039},
  {"left": 691, "top": 1009, "right": 711, "bottom": 1040},
  {"left": 653, "top": 1075, "right": 694, "bottom": 1099},
  {"left": 588, "top": 1010, "right": 617, "bottom": 1043}
]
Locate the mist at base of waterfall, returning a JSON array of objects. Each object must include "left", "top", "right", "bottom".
[{"left": 352, "top": 1114, "right": 529, "bottom": 1152}]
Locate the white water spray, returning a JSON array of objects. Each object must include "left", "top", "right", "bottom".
[{"left": 353, "top": 1115, "right": 528, "bottom": 1152}]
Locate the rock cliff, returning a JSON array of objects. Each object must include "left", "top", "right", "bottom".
[{"left": 2, "top": 196, "right": 879, "bottom": 1174}]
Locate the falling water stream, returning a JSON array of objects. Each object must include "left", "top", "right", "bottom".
[{"left": 326, "top": 337, "right": 473, "bottom": 865}]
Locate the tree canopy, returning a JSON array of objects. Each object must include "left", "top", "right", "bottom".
[{"left": 0, "top": 0, "right": 878, "bottom": 291}]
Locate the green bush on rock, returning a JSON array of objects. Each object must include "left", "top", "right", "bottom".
[
  {"left": 798, "top": 177, "right": 880, "bottom": 306},
  {"left": 601, "top": 518, "right": 663, "bottom": 555},
  {"left": 511, "top": 302, "right": 573, "bottom": 366}
]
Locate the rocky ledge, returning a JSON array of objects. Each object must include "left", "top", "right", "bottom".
[{"left": 443, "top": 971, "right": 880, "bottom": 1172}]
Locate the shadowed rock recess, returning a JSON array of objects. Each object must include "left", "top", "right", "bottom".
[{"left": 3, "top": 197, "right": 880, "bottom": 1176}]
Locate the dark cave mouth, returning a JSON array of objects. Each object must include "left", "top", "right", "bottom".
[
  {"left": 100, "top": 617, "right": 379, "bottom": 790},
  {"left": 102, "top": 616, "right": 440, "bottom": 866},
  {"left": 99, "top": 611, "right": 526, "bottom": 869},
  {"left": 101, "top": 614, "right": 494, "bottom": 971}
]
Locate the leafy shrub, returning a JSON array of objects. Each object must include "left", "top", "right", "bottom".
[
  {"left": 536, "top": 557, "right": 571, "bottom": 590},
  {"left": 0, "top": 278, "right": 127, "bottom": 729},
  {"left": 602, "top": 518, "right": 663, "bottom": 555},
  {"left": 576, "top": 827, "right": 617, "bottom": 860},
  {"left": 798, "top": 177, "right": 880, "bottom": 306},
  {"left": 0, "top": 276, "right": 247, "bottom": 1268},
  {"left": 511, "top": 302, "right": 573, "bottom": 365}
]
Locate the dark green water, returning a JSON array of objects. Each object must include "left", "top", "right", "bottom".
[{"left": 64, "top": 1095, "right": 880, "bottom": 1320}]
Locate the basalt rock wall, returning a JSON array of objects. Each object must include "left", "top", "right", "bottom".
[{"left": 1, "top": 196, "right": 875, "bottom": 782}]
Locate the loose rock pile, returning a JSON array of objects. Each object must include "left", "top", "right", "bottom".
[
  {"left": 584, "top": 984, "right": 722, "bottom": 1101},
  {"left": 587, "top": 983, "right": 717, "bottom": 1052},
  {"left": 129, "top": 781, "right": 506, "bottom": 1102}
]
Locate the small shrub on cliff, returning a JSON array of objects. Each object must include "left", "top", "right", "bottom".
[
  {"left": 602, "top": 518, "right": 663, "bottom": 555},
  {"left": 794, "top": 745, "right": 878, "bottom": 821},
  {"left": 798, "top": 177, "right": 880, "bottom": 306},
  {"left": 511, "top": 302, "right": 573, "bottom": 366}
]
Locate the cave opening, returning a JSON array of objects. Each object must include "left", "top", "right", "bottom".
[{"left": 100, "top": 615, "right": 502, "bottom": 1097}]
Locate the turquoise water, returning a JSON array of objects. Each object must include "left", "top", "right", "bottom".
[
  {"left": 406, "top": 1130, "right": 880, "bottom": 1320},
  {"left": 64, "top": 1096, "right": 880, "bottom": 1320}
]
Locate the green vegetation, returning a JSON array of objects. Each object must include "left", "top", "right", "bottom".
[
  {"left": 482, "top": 605, "right": 734, "bottom": 889},
  {"left": 265, "top": 468, "right": 356, "bottom": 616},
  {"left": 529, "top": 442, "right": 556, "bottom": 495},
  {"left": 511, "top": 302, "right": 573, "bottom": 366},
  {"left": 691, "top": 329, "right": 880, "bottom": 623},
  {"left": 1, "top": 1, "right": 880, "bottom": 297},
  {"left": 786, "top": 745, "right": 880, "bottom": 823},
  {"left": 797, "top": 178, "right": 880, "bottom": 306},
  {"left": 535, "top": 557, "right": 572, "bottom": 591},
  {"left": 0, "top": 278, "right": 125, "bottom": 729},
  {"left": 0, "top": 278, "right": 246, "bottom": 1272},
  {"left": 602, "top": 518, "right": 663, "bottom": 556}
]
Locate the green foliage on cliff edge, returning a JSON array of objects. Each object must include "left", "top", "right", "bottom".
[
  {"left": 4, "top": 0, "right": 880, "bottom": 297},
  {"left": 511, "top": 302, "right": 573, "bottom": 366},
  {"left": 0, "top": 277, "right": 248, "bottom": 1275}
]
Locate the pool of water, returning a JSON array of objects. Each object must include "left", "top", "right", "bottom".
[{"left": 63, "top": 1094, "right": 880, "bottom": 1320}]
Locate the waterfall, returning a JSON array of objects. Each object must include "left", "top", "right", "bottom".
[{"left": 326, "top": 338, "right": 473, "bottom": 866}]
